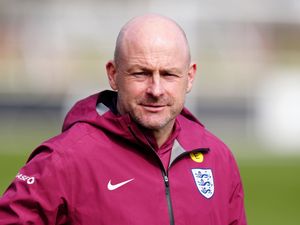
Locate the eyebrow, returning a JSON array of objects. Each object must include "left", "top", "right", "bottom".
[{"left": 127, "top": 65, "right": 182, "bottom": 74}]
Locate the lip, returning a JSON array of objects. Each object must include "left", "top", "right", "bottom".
[{"left": 141, "top": 104, "right": 166, "bottom": 112}]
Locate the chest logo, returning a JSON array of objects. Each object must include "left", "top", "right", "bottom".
[
  {"left": 190, "top": 152, "right": 204, "bottom": 163},
  {"left": 107, "top": 178, "right": 134, "bottom": 191},
  {"left": 191, "top": 169, "right": 214, "bottom": 199}
]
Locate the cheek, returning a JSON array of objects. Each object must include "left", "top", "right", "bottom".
[
  {"left": 118, "top": 82, "right": 145, "bottom": 104},
  {"left": 119, "top": 77, "right": 146, "bottom": 92},
  {"left": 169, "top": 87, "right": 188, "bottom": 110},
  {"left": 167, "top": 81, "right": 188, "bottom": 97}
]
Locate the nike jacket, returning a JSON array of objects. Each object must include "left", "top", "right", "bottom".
[{"left": 0, "top": 90, "right": 247, "bottom": 225}]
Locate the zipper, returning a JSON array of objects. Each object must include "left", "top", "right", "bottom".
[
  {"left": 128, "top": 126, "right": 175, "bottom": 225},
  {"left": 163, "top": 172, "right": 175, "bottom": 225}
]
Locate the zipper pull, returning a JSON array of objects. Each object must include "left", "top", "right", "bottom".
[{"left": 164, "top": 175, "right": 169, "bottom": 187}]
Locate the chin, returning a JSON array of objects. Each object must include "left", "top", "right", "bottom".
[
  {"left": 130, "top": 108, "right": 175, "bottom": 129},
  {"left": 137, "top": 117, "right": 173, "bottom": 131},
  {"left": 141, "top": 123, "right": 165, "bottom": 130}
]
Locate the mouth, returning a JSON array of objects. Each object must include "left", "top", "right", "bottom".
[{"left": 140, "top": 104, "right": 166, "bottom": 112}]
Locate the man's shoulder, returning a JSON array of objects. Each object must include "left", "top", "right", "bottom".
[
  {"left": 28, "top": 122, "right": 105, "bottom": 161},
  {"left": 45, "top": 123, "right": 92, "bottom": 146},
  {"left": 177, "top": 112, "right": 231, "bottom": 153}
]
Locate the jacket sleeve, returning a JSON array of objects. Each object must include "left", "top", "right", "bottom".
[
  {"left": 228, "top": 153, "right": 248, "bottom": 225},
  {"left": 0, "top": 145, "right": 70, "bottom": 225}
]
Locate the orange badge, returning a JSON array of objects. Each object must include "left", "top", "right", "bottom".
[{"left": 190, "top": 152, "right": 204, "bottom": 163}]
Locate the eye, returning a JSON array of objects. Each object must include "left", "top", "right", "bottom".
[
  {"left": 131, "top": 71, "right": 152, "bottom": 77},
  {"left": 165, "top": 73, "right": 176, "bottom": 76},
  {"left": 162, "top": 72, "right": 179, "bottom": 78},
  {"left": 132, "top": 72, "right": 146, "bottom": 76}
]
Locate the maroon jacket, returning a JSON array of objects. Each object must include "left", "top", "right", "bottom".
[{"left": 0, "top": 90, "right": 247, "bottom": 225}]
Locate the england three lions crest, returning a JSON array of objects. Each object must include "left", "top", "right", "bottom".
[{"left": 191, "top": 168, "right": 214, "bottom": 199}]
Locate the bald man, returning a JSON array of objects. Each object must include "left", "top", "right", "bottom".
[{"left": 0, "top": 15, "right": 247, "bottom": 225}]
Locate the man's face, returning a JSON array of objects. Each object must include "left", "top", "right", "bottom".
[{"left": 107, "top": 31, "right": 196, "bottom": 132}]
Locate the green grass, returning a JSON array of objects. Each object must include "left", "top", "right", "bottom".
[
  {"left": 239, "top": 157, "right": 300, "bottom": 225},
  {"left": 0, "top": 153, "right": 29, "bottom": 193}
]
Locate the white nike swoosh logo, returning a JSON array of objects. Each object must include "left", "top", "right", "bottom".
[{"left": 107, "top": 178, "right": 134, "bottom": 191}]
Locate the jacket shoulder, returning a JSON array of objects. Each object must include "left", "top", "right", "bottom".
[{"left": 28, "top": 122, "right": 101, "bottom": 162}]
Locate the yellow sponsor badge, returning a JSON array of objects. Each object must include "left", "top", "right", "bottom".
[{"left": 190, "top": 152, "right": 204, "bottom": 163}]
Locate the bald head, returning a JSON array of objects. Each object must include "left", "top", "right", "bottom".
[{"left": 114, "top": 14, "right": 191, "bottom": 66}]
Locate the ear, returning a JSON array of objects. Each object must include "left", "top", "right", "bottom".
[
  {"left": 106, "top": 60, "right": 118, "bottom": 90},
  {"left": 186, "top": 62, "right": 197, "bottom": 93}
]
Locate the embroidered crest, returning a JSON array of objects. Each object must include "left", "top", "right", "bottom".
[{"left": 191, "top": 168, "right": 214, "bottom": 199}]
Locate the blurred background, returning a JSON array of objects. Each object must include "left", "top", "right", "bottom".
[{"left": 0, "top": 0, "right": 300, "bottom": 224}]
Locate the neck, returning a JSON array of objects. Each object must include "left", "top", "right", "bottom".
[{"left": 152, "top": 122, "right": 175, "bottom": 148}]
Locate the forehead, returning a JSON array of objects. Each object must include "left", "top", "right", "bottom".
[
  {"left": 120, "top": 45, "right": 188, "bottom": 72},
  {"left": 117, "top": 17, "right": 190, "bottom": 66},
  {"left": 120, "top": 35, "right": 189, "bottom": 70}
]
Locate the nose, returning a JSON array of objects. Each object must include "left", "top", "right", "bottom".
[{"left": 146, "top": 73, "right": 164, "bottom": 97}]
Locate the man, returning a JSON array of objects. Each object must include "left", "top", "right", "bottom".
[{"left": 0, "top": 14, "right": 247, "bottom": 224}]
